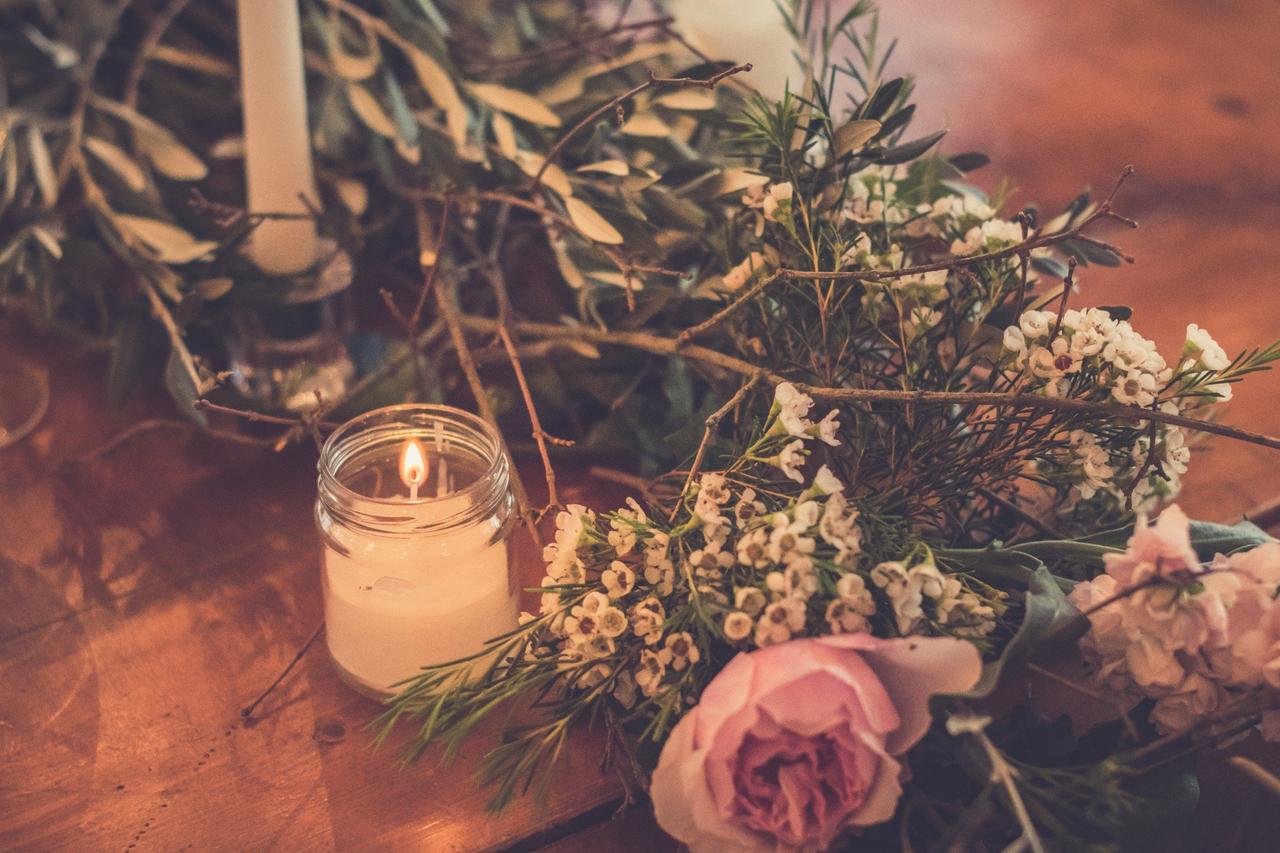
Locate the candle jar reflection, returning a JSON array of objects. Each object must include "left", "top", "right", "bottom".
[{"left": 316, "top": 404, "right": 516, "bottom": 698}]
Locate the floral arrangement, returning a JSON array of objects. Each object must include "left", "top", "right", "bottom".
[{"left": 7, "top": 0, "right": 1280, "bottom": 849}]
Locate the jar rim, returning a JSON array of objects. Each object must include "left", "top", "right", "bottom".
[{"left": 317, "top": 404, "right": 511, "bottom": 535}]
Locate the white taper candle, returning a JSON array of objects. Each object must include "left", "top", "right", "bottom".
[{"left": 236, "top": 0, "right": 319, "bottom": 275}]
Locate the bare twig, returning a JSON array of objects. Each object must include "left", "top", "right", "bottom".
[
  {"left": 415, "top": 201, "right": 543, "bottom": 548},
  {"left": 56, "top": 0, "right": 134, "bottom": 186},
  {"left": 241, "top": 621, "right": 324, "bottom": 722},
  {"left": 122, "top": 0, "right": 192, "bottom": 109},
  {"left": 453, "top": 315, "right": 1280, "bottom": 453},
  {"left": 530, "top": 62, "right": 752, "bottom": 191},
  {"left": 192, "top": 399, "right": 341, "bottom": 431},
  {"left": 496, "top": 325, "right": 567, "bottom": 512},
  {"left": 1125, "top": 412, "right": 1162, "bottom": 510},
  {"left": 976, "top": 487, "right": 1066, "bottom": 540},
  {"left": 670, "top": 371, "right": 763, "bottom": 521},
  {"left": 677, "top": 271, "right": 783, "bottom": 345},
  {"left": 139, "top": 276, "right": 203, "bottom": 390}
]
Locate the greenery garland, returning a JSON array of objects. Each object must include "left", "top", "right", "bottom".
[{"left": 7, "top": 1, "right": 1280, "bottom": 849}]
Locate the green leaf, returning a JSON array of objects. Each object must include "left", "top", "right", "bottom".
[
  {"left": 564, "top": 197, "right": 623, "bottom": 244},
  {"left": 326, "top": 19, "right": 381, "bottom": 80},
  {"left": 1188, "top": 518, "right": 1274, "bottom": 558},
  {"left": 346, "top": 83, "right": 397, "bottom": 138},
  {"left": 83, "top": 136, "right": 147, "bottom": 192},
  {"left": 876, "top": 129, "right": 947, "bottom": 166},
  {"left": 106, "top": 311, "right": 146, "bottom": 405},
  {"left": 137, "top": 128, "right": 208, "bottom": 181},
  {"left": 114, "top": 214, "right": 219, "bottom": 264},
  {"left": 25, "top": 125, "right": 56, "bottom": 207},
  {"left": 832, "top": 118, "right": 882, "bottom": 159},
  {"left": 164, "top": 348, "right": 207, "bottom": 427},
  {"left": 948, "top": 151, "right": 990, "bottom": 173},
  {"left": 861, "top": 77, "right": 906, "bottom": 121},
  {"left": 1097, "top": 304, "right": 1133, "bottom": 321},
  {"left": 467, "top": 82, "right": 561, "bottom": 127},
  {"left": 404, "top": 44, "right": 468, "bottom": 148},
  {"left": 946, "top": 564, "right": 1078, "bottom": 702}
]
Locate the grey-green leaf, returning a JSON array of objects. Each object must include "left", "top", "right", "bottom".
[{"left": 833, "top": 119, "right": 882, "bottom": 159}]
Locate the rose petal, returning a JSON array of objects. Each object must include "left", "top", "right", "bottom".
[
  {"left": 652, "top": 708, "right": 770, "bottom": 853},
  {"left": 818, "top": 634, "right": 982, "bottom": 754}
]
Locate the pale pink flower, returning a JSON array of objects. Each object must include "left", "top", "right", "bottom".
[{"left": 651, "top": 634, "right": 981, "bottom": 852}]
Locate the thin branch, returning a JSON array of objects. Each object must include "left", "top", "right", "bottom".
[
  {"left": 677, "top": 271, "right": 782, "bottom": 345},
  {"left": 497, "top": 325, "right": 567, "bottom": 511},
  {"left": 530, "top": 63, "right": 752, "bottom": 191},
  {"left": 679, "top": 167, "right": 1137, "bottom": 343},
  {"left": 241, "top": 621, "right": 325, "bottom": 722},
  {"left": 453, "top": 315, "right": 1280, "bottom": 452},
  {"left": 139, "top": 276, "right": 202, "bottom": 390},
  {"left": 671, "top": 371, "right": 763, "bottom": 522},
  {"left": 415, "top": 201, "right": 543, "bottom": 548},
  {"left": 56, "top": 0, "right": 134, "bottom": 186},
  {"left": 192, "top": 399, "right": 341, "bottom": 431},
  {"left": 122, "top": 0, "right": 192, "bottom": 109},
  {"left": 976, "top": 487, "right": 1066, "bottom": 540},
  {"left": 833, "top": 170, "right": 1130, "bottom": 285}
]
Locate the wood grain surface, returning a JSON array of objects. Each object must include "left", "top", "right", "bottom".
[{"left": 3, "top": 1, "right": 1280, "bottom": 850}]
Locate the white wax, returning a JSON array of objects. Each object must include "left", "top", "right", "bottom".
[
  {"left": 236, "top": 0, "right": 319, "bottom": 275},
  {"left": 322, "top": 509, "right": 516, "bottom": 694}
]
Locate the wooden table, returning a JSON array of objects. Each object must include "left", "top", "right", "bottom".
[{"left": 4, "top": 1, "right": 1280, "bottom": 850}]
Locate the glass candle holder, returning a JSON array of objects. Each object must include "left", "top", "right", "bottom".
[{"left": 316, "top": 404, "right": 516, "bottom": 698}]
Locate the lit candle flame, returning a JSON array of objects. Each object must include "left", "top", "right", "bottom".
[{"left": 400, "top": 438, "right": 427, "bottom": 500}]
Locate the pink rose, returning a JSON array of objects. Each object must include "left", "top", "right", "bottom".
[{"left": 650, "top": 634, "right": 982, "bottom": 852}]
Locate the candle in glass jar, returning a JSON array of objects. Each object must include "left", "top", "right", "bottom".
[{"left": 316, "top": 405, "right": 517, "bottom": 697}]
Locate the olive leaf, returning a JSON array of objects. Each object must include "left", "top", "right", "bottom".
[
  {"left": 491, "top": 112, "right": 517, "bottom": 159},
  {"left": 550, "top": 238, "right": 586, "bottom": 289},
  {"left": 193, "top": 277, "right": 234, "bottom": 300},
  {"left": 136, "top": 132, "right": 207, "bottom": 181},
  {"left": 467, "top": 82, "right": 561, "bottom": 127},
  {"left": 209, "top": 135, "right": 244, "bottom": 159},
  {"left": 332, "top": 176, "right": 368, "bottom": 215},
  {"left": 404, "top": 45, "right": 468, "bottom": 148},
  {"left": 576, "top": 159, "right": 630, "bottom": 176},
  {"left": 620, "top": 113, "right": 671, "bottom": 138},
  {"left": 655, "top": 89, "right": 717, "bottom": 111},
  {"left": 513, "top": 150, "right": 571, "bottom": 197},
  {"left": 832, "top": 118, "right": 882, "bottom": 159},
  {"left": 83, "top": 136, "right": 147, "bottom": 192},
  {"left": 25, "top": 125, "right": 56, "bottom": 206},
  {"left": 346, "top": 83, "right": 397, "bottom": 138},
  {"left": 30, "top": 226, "right": 61, "bottom": 259},
  {"left": 694, "top": 168, "right": 770, "bottom": 199},
  {"left": 327, "top": 20, "right": 381, "bottom": 81},
  {"left": 114, "top": 214, "right": 219, "bottom": 264},
  {"left": 564, "top": 197, "right": 623, "bottom": 244}
]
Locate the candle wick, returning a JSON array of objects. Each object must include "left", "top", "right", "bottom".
[{"left": 410, "top": 483, "right": 419, "bottom": 501}]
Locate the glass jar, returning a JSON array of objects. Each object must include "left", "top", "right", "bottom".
[{"left": 316, "top": 404, "right": 516, "bottom": 698}]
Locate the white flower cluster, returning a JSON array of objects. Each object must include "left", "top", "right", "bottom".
[
  {"left": 526, "top": 384, "right": 1001, "bottom": 711},
  {"left": 842, "top": 166, "right": 908, "bottom": 225},
  {"left": 718, "top": 467, "right": 867, "bottom": 647},
  {"left": 766, "top": 383, "right": 841, "bottom": 482},
  {"left": 870, "top": 558, "right": 998, "bottom": 639},
  {"left": 1003, "top": 309, "right": 1231, "bottom": 510},
  {"left": 1070, "top": 506, "right": 1280, "bottom": 736}
]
